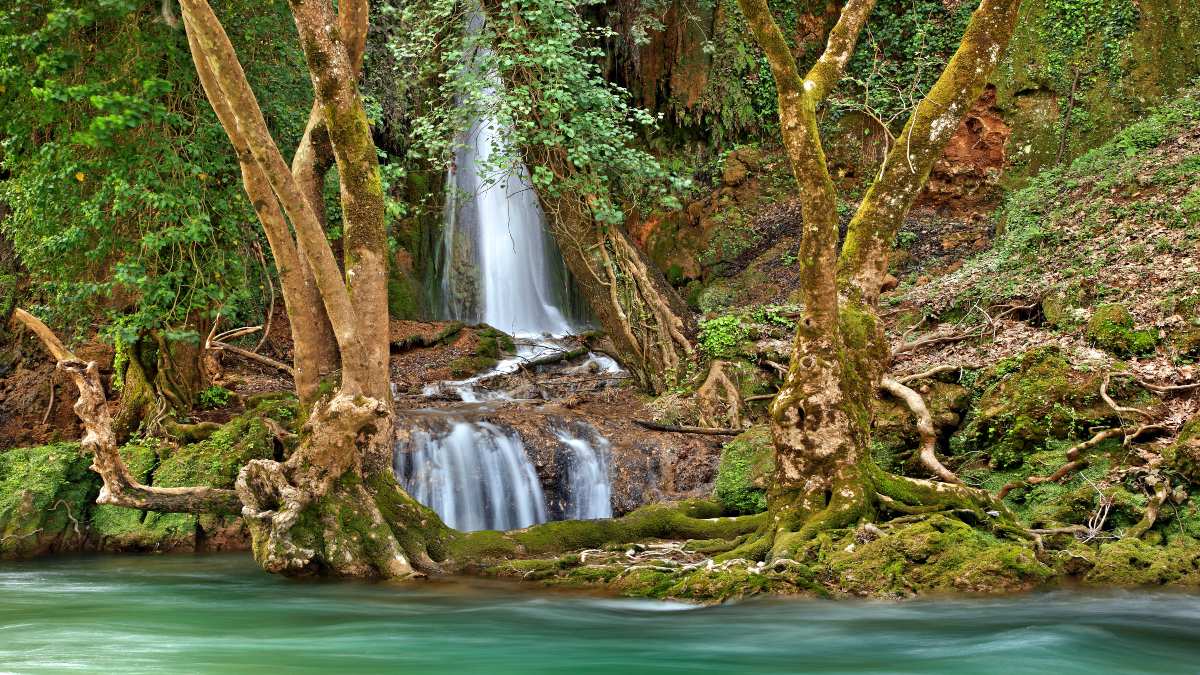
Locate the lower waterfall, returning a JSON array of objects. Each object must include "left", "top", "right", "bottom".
[{"left": 393, "top": 415, "right": 612, "bottom": 532}]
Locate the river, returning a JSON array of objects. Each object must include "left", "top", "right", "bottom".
[{"left": 2, "top": 554, "right": 1198, "bottom": 673}]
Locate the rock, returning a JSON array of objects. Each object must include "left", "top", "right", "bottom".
[
  {"left": 721, "top": 156, "right": 749, "bottom": 186},
  {"left": 714, "top": 426, "right": 773, "bottom": 514},
  {"left": 1085, "top": 303, "right": 1157, "bottom": 356}
]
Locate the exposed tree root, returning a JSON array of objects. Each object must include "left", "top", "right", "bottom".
[
  {"left": 1125, "top": 476, "right": 1170, "bottom": 540},
  {"left": 13, "top": 308, "right": 244, "bottom": 515},
  {"left": 696, "top": 360, "right": 743, "bottom": 429},
  {"left": 880, "top": 376, "right": 961, "bottom": 484},
  {"left": 444, "top": 501, "right": 764, "bottom": 565}
]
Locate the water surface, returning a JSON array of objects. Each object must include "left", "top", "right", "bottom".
[{"left": 2, "top": 554, "right": 1197, "bottom": 673}]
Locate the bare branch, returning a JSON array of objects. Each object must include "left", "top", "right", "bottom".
[{"left": 11, "top": 309, "right": 242, "bottom": 515}]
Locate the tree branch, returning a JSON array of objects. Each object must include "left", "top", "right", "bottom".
[{"left": 11, "top": 309, "right": 242, "bottom": 515}]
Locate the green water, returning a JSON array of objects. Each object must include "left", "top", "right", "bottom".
[{"left": 2, "top": 554, "right": 1198, "bottom": 674}]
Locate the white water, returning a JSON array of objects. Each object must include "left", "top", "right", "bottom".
[
  {"left": 404, "top": 27, "right": 615, "bottom": 532},
  {"left": 394, "top": 420, "right": 548, "bottom": 532},
  {"left": 440, "top": 78, "right": 575, "bottom": 337},
  {"left": 393, "top": 418, "right": 614, "bottom": 531},
  {"left": 555, "top": 428, "right": 613, "bottom": 521}
]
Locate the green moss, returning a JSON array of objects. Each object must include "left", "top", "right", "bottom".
[
  {"left": 387, "top": 273, "right": 422, "bottom": 320},
  {"left": 0, "top": 443, "right": 97, "bottom": 558},
  {"left": 1162, "top": 415, "right": 1200, "bottom": 485},
  {"left": 447, "top": 356, "right": 498, "bottom": 378},
  {"left": 714, "top": 427, "right": 773, "bottom": 514},
  {"left": 829, "top": 516, "right": 1053, "bottom": 596},
  {"left": 1086, "top": 303, "right": 1157, "bottom": 356},
  {"left": 952, "top": 346, "right": 1115, "bottom": 468},
  {"left": 1084, "top": 537, "right": 1200, "bottom": 586},
  {"left": 92, "top": 401, "right": 285, "bottom": 551},
  {"left": 474, "top": 326, "right": 515, "bottom": 359}
]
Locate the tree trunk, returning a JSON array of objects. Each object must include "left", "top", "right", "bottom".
[
  {"left": 725, "top": 0, "right": 1028, "bottom": 560},
  {"left": 543, "top": 193, "right": 696, "bottom": 393}
]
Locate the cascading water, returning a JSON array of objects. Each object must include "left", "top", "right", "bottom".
[
  {"left": 393, "top": 415, "right": 614, "bottom": 532},
  {"left": 438, "top": 44, "right": 577, "bottom": 337},
  {"left": 398, "top": 19, "right": 615, "bottom": 532},
  {"left": 554, "top": 428, "right": 613, "bottom": 521},
  {"left": 394, "top": 418, "right": 548, "bottom": 531}
]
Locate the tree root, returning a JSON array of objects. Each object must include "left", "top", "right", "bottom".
[
  {"left": 697, "top": 360, "right": 743, "bottom": 429},
  {"left": 880, "top": 376, "right": 960, "bottom": 484},
  {"left": 446, "top": 501, "right": 764, "bottom": 564},
  {"left": 1125, "top": 476, "right": 1170, "bottom": 540}
]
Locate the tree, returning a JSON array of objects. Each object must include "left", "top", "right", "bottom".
[
  {"left": 12, "top": 0, "right": 764, "bottom": 579},
  {"left": 724, "top": 0, "right": 1030, "bottom": 560}
]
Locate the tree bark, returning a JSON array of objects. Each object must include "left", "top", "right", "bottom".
[
  {"left": 544, "top": 192, "right": 696, "bottom": 393},
  {"left": 730, "top": 0, "right": 1028, "bottom": 560}
]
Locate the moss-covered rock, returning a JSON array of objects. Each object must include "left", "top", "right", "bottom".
[
  {"left": 714, "top": 427, "right": 773, "bottom": 514},
  {"left": 1086, "top": 303, "right": 1157, "bottom": 356},
  {"left": 829, "top": 516, "right": 1054, "bottom": 596},
  {"left": 1084, "top": 537, "right": 1200, "bottom": 587},
  {"left": 1162, "top": 415, "right": 1200, "bottom": 485},
  {"left": 952, "top": 347, "right": 1115, "bottom": 468},
  {"left": 0, "top": 443, "right": 97, "bottom": 558},
  {"left": 90, "top": 400, "right": 286, "bottom": 552}
]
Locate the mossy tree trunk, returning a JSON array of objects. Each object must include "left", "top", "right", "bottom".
[
  {"left": 729, "top": 0, "right": 1029, "bottom": 560},
  {"left": 175, "top": 0, "right": 413, "bottom": 576},
  {"left": 541, "top": 192, "right": 697, "bottom": 393}
]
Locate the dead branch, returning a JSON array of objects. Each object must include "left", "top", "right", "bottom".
[
  {"left": 208, "top": 339, "right": 294, "bottom": 376},
  {"left": 11, "top": 308, "right": 243, "bottom": 515},
  {"left": 897, "top": 364, "right": 960, "bottom": 385},
  {"left": 633, "top": 419, "right": 742, "bottom": 436},
  {"left": 880, "top": 376, "right": 961, "bottom": 484}
]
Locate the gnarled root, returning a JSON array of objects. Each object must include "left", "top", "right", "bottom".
[
  {"left": 697, "top": 360, "right": 743, "bottom": 429},
  {"left": 716, "top": 468, "right": 1026, "bottom": 564},
  {"left": 236, "top": 392, "right": 413, "bottom": 578},
  {"left": 880, "top": 376, "right": 960, "bottom": 484}
]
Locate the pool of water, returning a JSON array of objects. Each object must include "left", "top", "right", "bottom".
[{"left": 2, "top": 554, "right": 1198, "bottom": 673}]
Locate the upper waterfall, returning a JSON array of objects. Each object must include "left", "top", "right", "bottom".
[{"left": 439, "top": 78, "right": 578, "bottom": 337}]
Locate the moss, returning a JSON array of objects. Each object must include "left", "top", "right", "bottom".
[
  {"left": 952, "top": 346, "right": 1115, "bottom": 468},
  {"left": 714, "top": 427, "right": 773, "bottom": 514},
  {"left": 447, "top": 356, "right": 498, "bottom": 378},
  {"left": 1086, "top": 303, "right": 1158, "bottom": 356},
  {"left": 1162, "top": 415, "right": 1200, "bottom": 485},
  {"left": 91, "top": 402, "right": 283, "bottom": 551},
  {"left": 387, "top": 273, "right": 422, "bottom": 320},
  {"left": 0, "top": 443, "right": 97, "bottom": 558},
  {"left": 1084, "top": 537, "right": 1200, "bottom": 587},
  {"left": 447, "top": 500, "right": 762, "bottom": 561},
  {"left": 829, "top": 516, "right": 1053, "bottom": 596}
]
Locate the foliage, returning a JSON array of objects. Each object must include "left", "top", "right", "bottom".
[
  {"left": 834, "top": 0, "right": 979, "bottom": 131},
  {"left": 0, "top": 0, "right": 312, "bottom": 341},
  {"left": 198, "top": 385, "right": 233, "bottom": 410},
  {"left": 396, "top": 0, "right": 687, "bottom": 228},
  {"left": 698, "top": 314, "right": 748, "bottom": 358},
  {"left": 1036, "top": 0, "right": 1139, "bottom": 87}
]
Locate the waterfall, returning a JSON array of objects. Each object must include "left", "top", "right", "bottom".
[
  {"left": 393, "top": 417, "right": 613, "bottom": 531},
  {"left": 394, "top": 419, "right": 548, "bottom": 532},
  {"left": 554, "top": 428, "right": 613, "bottom": 521},
  {"left": 438, "top": 58, "right": 578, "bottom": 336}
]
